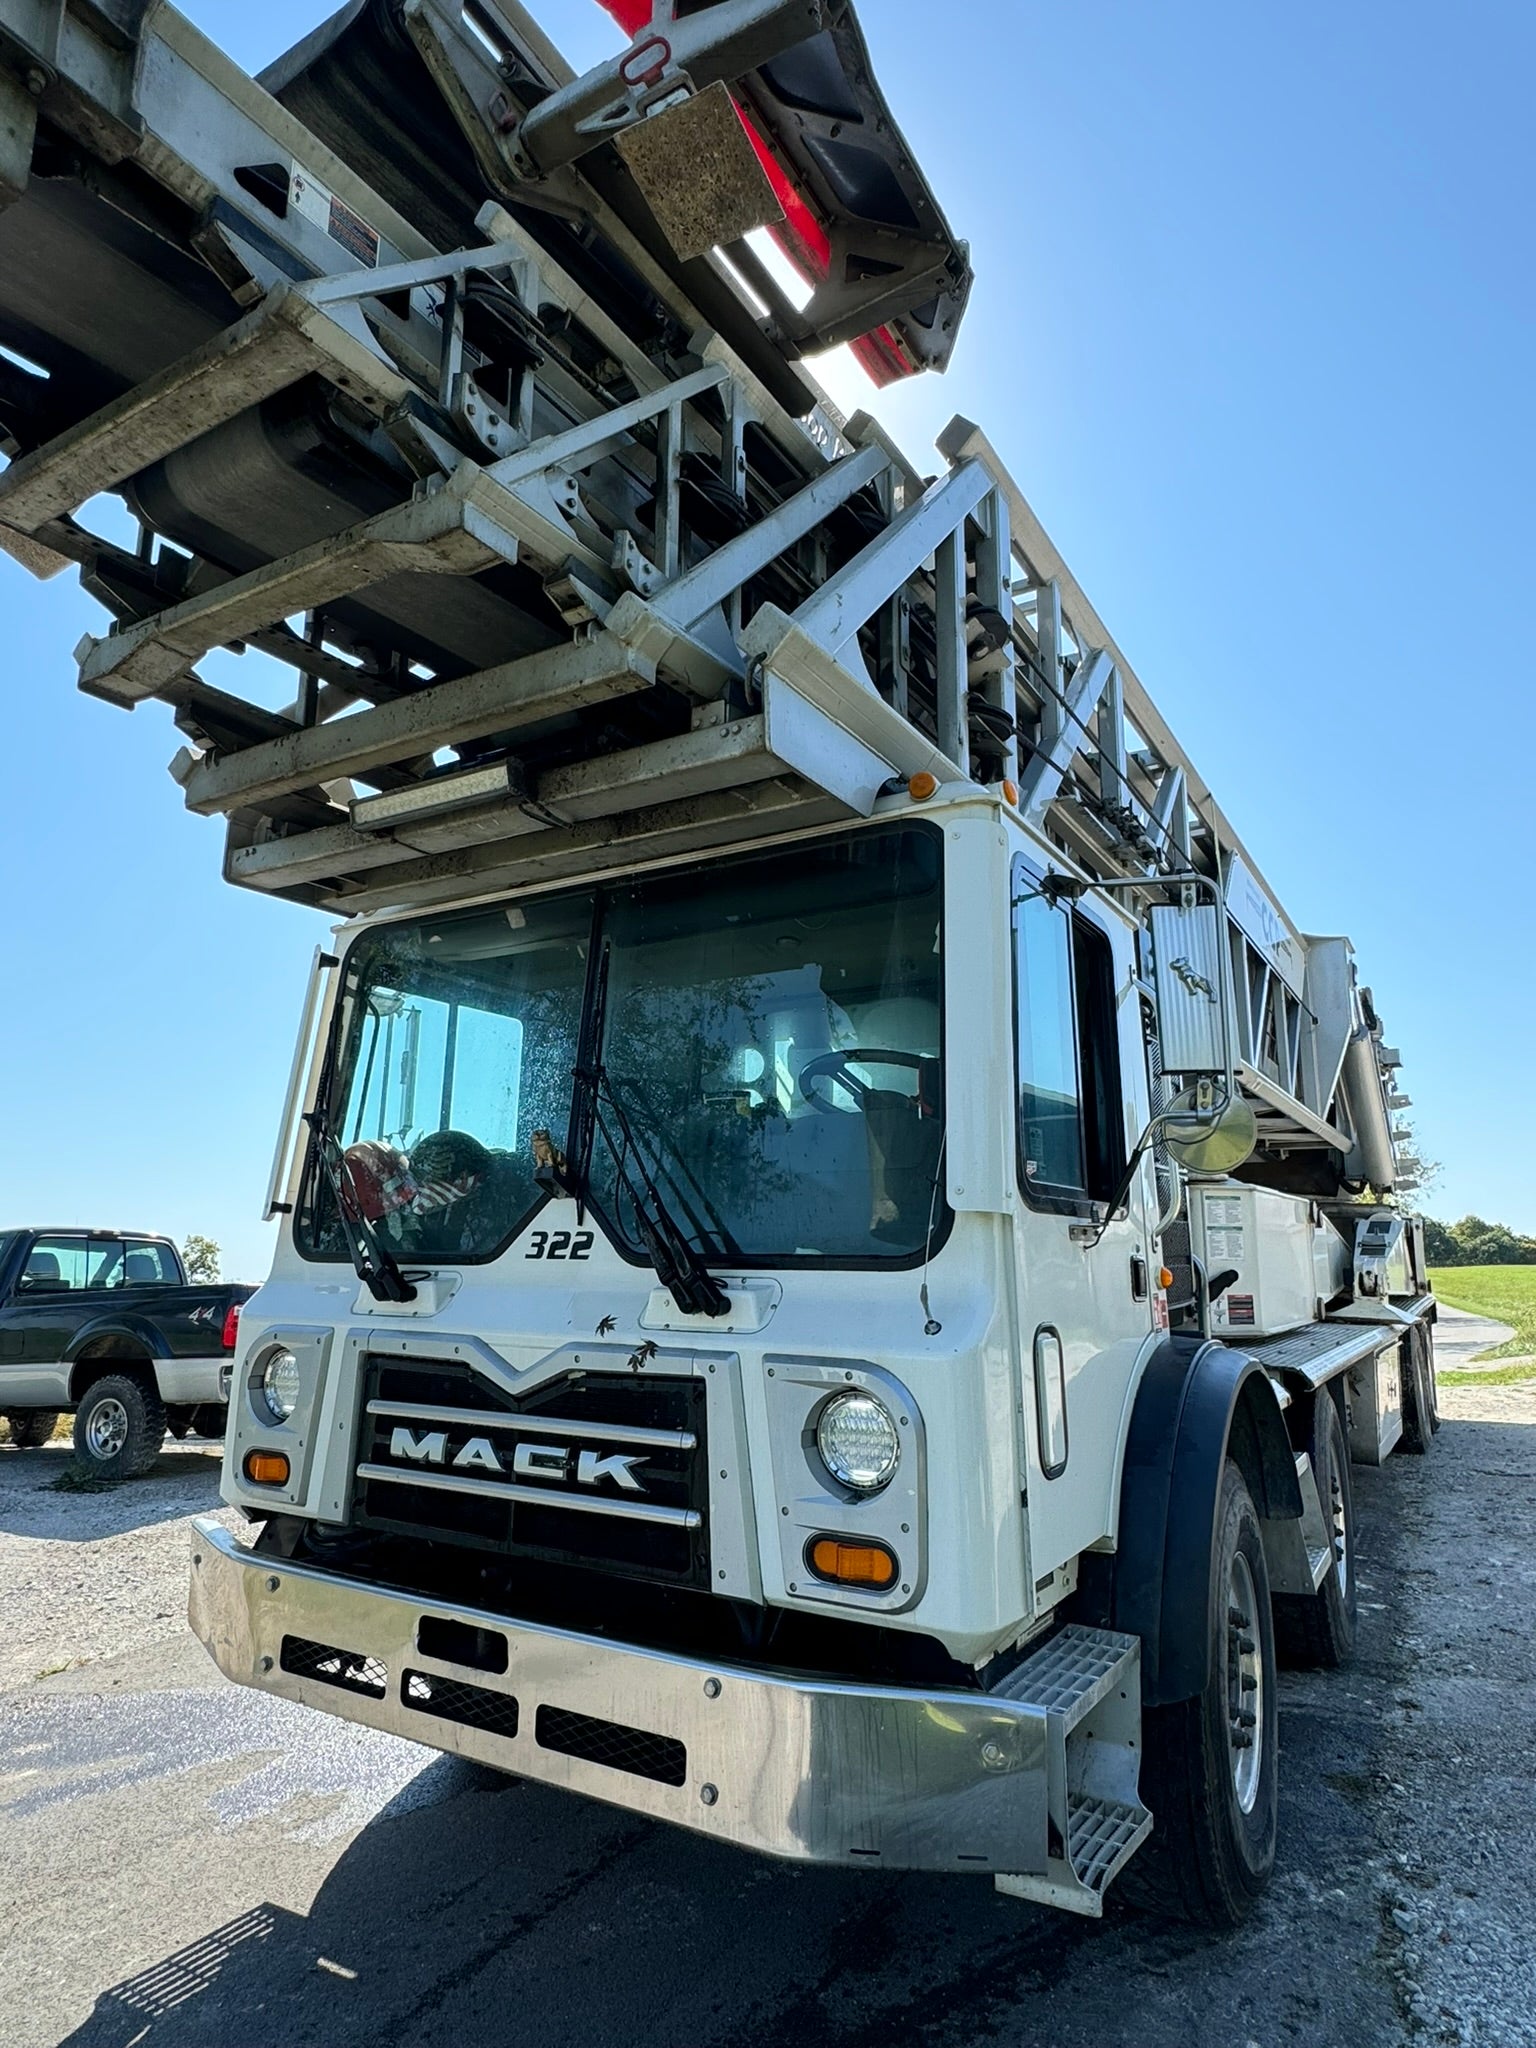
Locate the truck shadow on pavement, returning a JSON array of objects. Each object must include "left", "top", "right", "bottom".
[
  {"left": 57, "top": 1761, "right": 1202, "bottom": 2048},
  {"left": 54, "top": 1592, "right": 1411, "bottom": 2048}
]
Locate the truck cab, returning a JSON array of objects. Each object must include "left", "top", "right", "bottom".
[{"left": 197, "top": 776, "right": 1434, "bottom": 1922}]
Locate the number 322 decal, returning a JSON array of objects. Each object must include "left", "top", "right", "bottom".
[{"left": 525, "top": 1229, "right": 594, "bottom": 1261}]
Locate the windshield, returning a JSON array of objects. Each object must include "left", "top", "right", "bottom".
[{"left": 299, "top": 824, "right": 946, "bottom": 1268}]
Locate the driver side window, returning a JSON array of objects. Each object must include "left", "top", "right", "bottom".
[{"left": 1012, "top": 860, "right": 1125, "bottom": 1211}]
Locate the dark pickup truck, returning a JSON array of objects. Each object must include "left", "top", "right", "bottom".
[{"left": 0, "top": 1228, "right": 255, "bottom": 1478}]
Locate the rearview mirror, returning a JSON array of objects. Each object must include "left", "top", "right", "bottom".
[{"left": 1162, "top": 1092, "right": 1258, "bottom": 1175}]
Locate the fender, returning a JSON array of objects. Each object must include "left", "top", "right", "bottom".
[
  {"left": 1084, "top": 1335, "right": 1303, "bottom": 1707},
  {"left": 64, "top": 1314, "right": 168, "bottom": 1391}
]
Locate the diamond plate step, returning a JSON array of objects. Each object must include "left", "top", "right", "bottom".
[{"left": 993, "top": 1624, "right": 1151, "bottom": 1917}]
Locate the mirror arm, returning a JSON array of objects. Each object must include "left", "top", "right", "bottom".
[
  {"left": 1074, "top": 1091, "right": 1240, "bottom": 1252},
  {"left": 1075, "top": 1111, "right": 1177, "bottom": 1249}
]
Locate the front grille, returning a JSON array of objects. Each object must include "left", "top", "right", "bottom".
[
  {"left": 280, "top": 1634, "right": 387, "bottom": 1699},
  {"left": 402, "top": 1668, "right": 520, "bottom": 1739},
  {"left": 534, "top": 1704, "right": 687, "bottom": 1787},
  {"left": 352, "top": 1358, "right": 710, "bottom": 1588}
]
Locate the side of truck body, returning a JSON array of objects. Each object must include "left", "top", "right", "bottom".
[{"left": 0, "top": 0, "right": 1437, "bottom": 1923}]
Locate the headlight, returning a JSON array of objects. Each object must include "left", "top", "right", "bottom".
[
  {"left": 257, "top": 1348, "right": 301, "bottom": 1425},
  {"left": 816, "top": 1390, "right": 900, "bottom": 1493}
]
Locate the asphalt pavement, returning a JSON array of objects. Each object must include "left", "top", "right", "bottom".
[{"left": 2, "top": 1346, "right": 1533, "bottom": 2048}]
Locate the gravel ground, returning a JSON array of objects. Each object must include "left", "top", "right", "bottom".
[
  {"left": 1, "top": 1352, "right": 1533, "bottom": 2048},
  {"left": 1369, "top": 1368, "right": 1536, "bottom": 2045},
  {"left": 0, "top": 1441, "right": 242, "bottom": 1696}
]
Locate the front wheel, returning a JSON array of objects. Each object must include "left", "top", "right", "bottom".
[
  {"left": 5, "top": 1411, "right": 60, "bottom": 1449},
  {"left": 1124, "top": 1459, "right": 1279, "bottom": 1926},
  {"left": 72, "top": 1375, "right": 167, "bottom": 1481}
]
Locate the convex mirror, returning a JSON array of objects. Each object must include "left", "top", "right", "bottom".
[{"left": 1163, "top": 1092, "right": 1258, "bottom": 1175}]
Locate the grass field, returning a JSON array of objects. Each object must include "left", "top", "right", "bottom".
[{"left": 1429, "top": 1265, "right": 1536, "bottom": 1371}]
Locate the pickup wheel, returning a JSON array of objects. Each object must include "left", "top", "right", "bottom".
[
  {"left": 72, "top": 1374, "right": 167, "bottom": 1481},
  {"left": 1273, "top": 1392, "right": 1357, "bottom": 1669},
  {"left": 189, "top": 1402, "right": 229, "bottom": 1440},
  {"left": 5, "top": 1411, "right": 60, "bottom": 1449},
  {"left": 1121, "top": 1459, "right": 1279, "bottom": 1927}
]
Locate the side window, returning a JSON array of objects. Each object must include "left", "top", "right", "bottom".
[
  {"left": 1015, "top": 888, "right": 1085, "bottom": 1197},
  {"left": 1071, "top": 916, "right": 1125, "bottom": 1203},
  {"left": 123, "top": 1241, "right": 179, "bottom": 1285},
  {"left": 345, "top": 989, "right": 524, "bottom": 1153},
  {"left": 87, "top": 1240, "right": 128, "bottom": 1289},
  {"left": 20, "top": 1237, "right": 91, "bottom": 1291},
  {"left": 1013, "top": 862, "right": 1126, "bottom": 1209}
]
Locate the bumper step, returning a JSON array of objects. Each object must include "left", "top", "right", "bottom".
[
  {"left": 188, "top": 1522, "right": 1152, "bottom": 1901},
  {"left": 992, "top": 1624, "right": 1152, "bottom": 1917}
]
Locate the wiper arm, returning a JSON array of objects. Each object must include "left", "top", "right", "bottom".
[
  {"left": 560, "top": 917, "right": 730, "bottom": 1320},
  {"left": 591, "top": 1082, "right": 731, "bottom": 1318},
  {"left": 304, "top": 1110, "right": 418, "bottom": 1304}
]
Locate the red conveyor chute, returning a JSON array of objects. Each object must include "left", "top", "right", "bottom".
[{"left": 595, "top": 0, "right": 911, "bottom": 385}]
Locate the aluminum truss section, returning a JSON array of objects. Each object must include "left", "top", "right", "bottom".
[{"left": 937, "top": 417, "right": 1399, "bottom": 1185}]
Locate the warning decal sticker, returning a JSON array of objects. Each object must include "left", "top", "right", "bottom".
[{"left": 289, "top": 167, "right": 380, "bottom": 268}]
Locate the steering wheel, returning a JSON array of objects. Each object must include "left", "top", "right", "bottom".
[{"left": 798, "top": 1048, "right": 926, "bottom": 1113}]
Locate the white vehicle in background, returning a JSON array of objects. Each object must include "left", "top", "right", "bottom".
[{"left": 0, "top": 0, "right": 1437, "bottom": 1926}]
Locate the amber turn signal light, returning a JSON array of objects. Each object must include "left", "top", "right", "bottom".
[
  {"left": 244, "top": 1450, "right": 290, "bottom": 1486},
  {"left": 1002, "top": 778, "right": 1020, "bottom": 807},
  {"left": 807, "top": 1537, "right": 899, "bottom": 1590},
  {"left": 1157, "top": 1267, "right": 1176, "bottom": 1291},
  {"left": 907, "top": 771, "right": 938, "bottom": 802}
]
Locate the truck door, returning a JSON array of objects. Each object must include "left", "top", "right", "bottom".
[
  {"left": 4, "top": 1235, "right": 94, "bottom": 1404},
  {"left": 1009, "top": 859, "right": 1154, "bottom": 1579}
]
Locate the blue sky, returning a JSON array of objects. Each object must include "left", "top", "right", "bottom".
[{"left": 3, "top": 0, "right": 1532, "bottom": 1278}]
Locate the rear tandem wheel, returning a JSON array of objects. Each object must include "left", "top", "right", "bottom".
[
  {"left": 1273, "top": 1388, "right": 1357, "bottom": 1669},
  {"left": 1400, "top": 1321, "right": 1441, "bottom": 1454}
]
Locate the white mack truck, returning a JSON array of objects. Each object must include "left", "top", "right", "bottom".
[{"left": 0, "top": 0, "right": 1438, "bottom": 1926}]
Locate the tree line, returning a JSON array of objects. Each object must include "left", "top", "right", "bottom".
[{"left": 1422, "top": 1215, "right": 1536, "bottom": 1266}]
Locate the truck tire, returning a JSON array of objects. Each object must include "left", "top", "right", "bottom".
[
  {"left": 1121, "top": 1459, "right": 1279, "bottom": 1926},
  {"left": 1273, "top": 1392, "right": 1356, "bottom": 1669},
  {"left": 189, "top": 1402, "right": 229, "bottom": 1440},
  {"left": 5, "top": 1411, "right": 60, "bottom": 1449},
  {"left": 1400, "top": 1322, "right": 1440, "bottom": 1454},
  {"left": 166, "top": 1406, "right": 195, "bottom": 1440},
  {"left": 72, "top": 1375, "right": 167, "bottom": 1481}
]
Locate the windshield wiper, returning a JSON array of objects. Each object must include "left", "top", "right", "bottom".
[
  {"left": 304, "top": 1105, "right": 418, "bottom": 1305},
  {"left": 561, "top": 912, "right": 730, "bottom": 1320}
]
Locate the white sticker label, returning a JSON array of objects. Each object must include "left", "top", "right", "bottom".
[{"left": 289, "top": 168, "right": 380, "bottom": 267}]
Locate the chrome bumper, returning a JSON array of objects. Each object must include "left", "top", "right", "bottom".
[{"left": 189, "top": 1518, "right": 1064, "bottom": 1873}]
